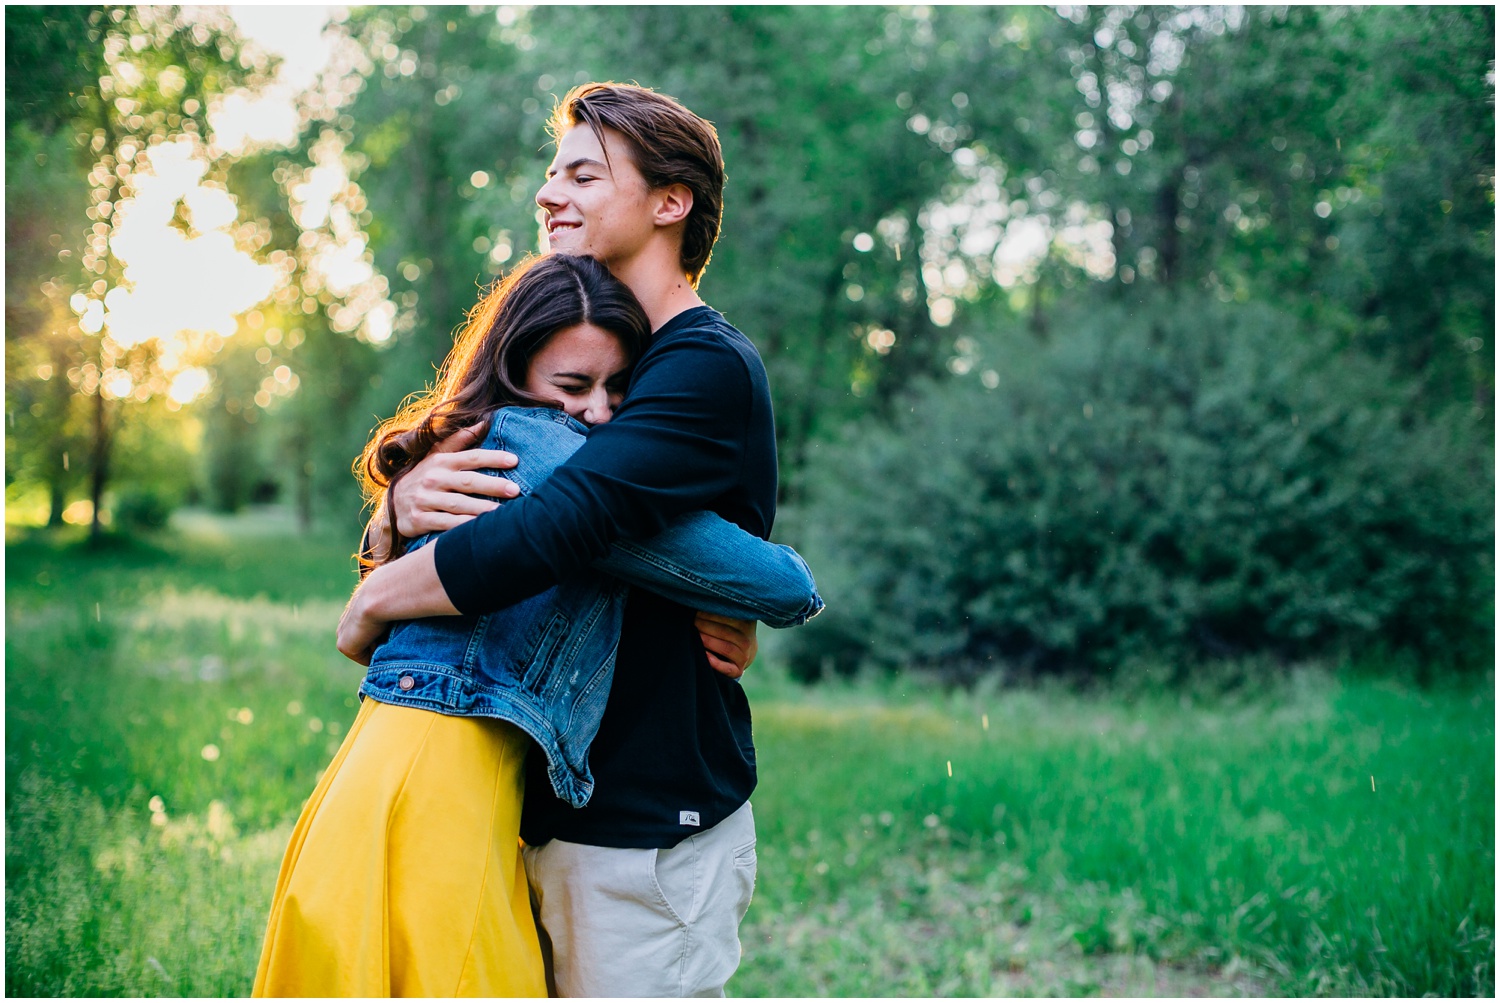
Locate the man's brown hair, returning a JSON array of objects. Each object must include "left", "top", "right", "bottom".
[{"left": 548, "top": 82, "right": 725, "bottom": 287}]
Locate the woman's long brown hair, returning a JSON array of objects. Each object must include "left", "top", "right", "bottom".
[{"left": 356, "top": 254, "right": 651, "bottom": 567}]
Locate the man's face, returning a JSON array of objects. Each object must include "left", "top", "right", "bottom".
[{"left": 536, "top": 124, "right": 657, "bottom": 266}]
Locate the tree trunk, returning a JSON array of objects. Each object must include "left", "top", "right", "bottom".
[
  {"left": 88, "top": 387, "right": 108, "bottom": 543},
  {"left": 872, "top": 212, "right": 943, "bottom": 405},
  {"left": 1084, "top": 8, "right": 1126, "bottom": 292},
  {"left": 47, "top": 477, "right": 67, "bottom": 527},
  {"left": 1157, "top": 86, "right": 1187, "bottom": 288},
  {"left": 46, "top": 338, "right": 73, "bottom": 527},
  {"left": 1156, "top": 174, "right": 1181, "bottom": 286},
  {"left": 1029, "top": 253, "right": 1049, "bottom": 339},
  {"left": 88, "top": 74, "right": 117, "bottom": 544}
]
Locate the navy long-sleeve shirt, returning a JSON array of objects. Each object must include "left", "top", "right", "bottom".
[{"left": 433, "top": 305, "right": 776, "bottom": 848}]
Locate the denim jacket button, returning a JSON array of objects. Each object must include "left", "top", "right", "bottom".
[{"left": 398, "top": 674, "right": 415, "bottom": 691}]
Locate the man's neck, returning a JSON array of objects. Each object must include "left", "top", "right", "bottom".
[{"left": 609, "top": 250, "right": 706, "bottom": 332}]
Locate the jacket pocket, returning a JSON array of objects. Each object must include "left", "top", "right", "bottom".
[
  {"left": 460, "top": 614, "right": 491, "bottom": 670},
  {"left": 518, "top": 609, "right": 570, "bottom": 692}
]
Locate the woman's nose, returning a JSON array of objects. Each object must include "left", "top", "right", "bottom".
[{"left": 581, "top": 388, "right": 614, "bottom": 425}]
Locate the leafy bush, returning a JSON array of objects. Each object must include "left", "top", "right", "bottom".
[
  {"left": 784, "top": 293, "right": 1493, "bottom": 679},
  {"left": 112, "top": 488, "right": 176, "bottom": 531}
]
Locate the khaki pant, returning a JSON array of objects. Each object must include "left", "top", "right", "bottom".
[{"left": 522, "top": 801, "right": 758, "bottom": 998}]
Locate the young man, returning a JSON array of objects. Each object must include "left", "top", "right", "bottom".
[{"left": 339, "top": 82, "right": 778, "bottom": 997}]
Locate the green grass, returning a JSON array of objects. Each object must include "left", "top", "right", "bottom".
[
  {"left": 737, "top": 669, "right": 1493, "bottom": 995},
  {"left": 5, "top": 512, "right": 1494, "bottom": 996}
]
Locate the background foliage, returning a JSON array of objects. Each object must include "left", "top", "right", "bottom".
[
  {"left": 783, "top": 291, "right": 1492, "bottom": 678},
  {"left": 6, "top": 4, "right": 1491, "bottom": 675}
]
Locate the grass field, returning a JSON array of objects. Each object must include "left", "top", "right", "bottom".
[{"left": 5, "top": 511, "right": 1494, "bottom": 996}]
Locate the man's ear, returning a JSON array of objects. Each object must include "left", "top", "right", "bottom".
[{"left": 653, "top": 183, "right": 694, "bottom": 228}]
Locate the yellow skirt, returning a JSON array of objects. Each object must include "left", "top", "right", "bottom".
[{"left": 252, "top": 698, "right": 547, "bottom": 997}]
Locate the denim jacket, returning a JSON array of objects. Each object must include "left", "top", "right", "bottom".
[{"left": 361, "top": 407, "right": 823, "bottom": 808}]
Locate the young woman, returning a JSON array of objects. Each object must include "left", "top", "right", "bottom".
[{"left": 252, "top": 254, "right": 819, "bottom": 997}]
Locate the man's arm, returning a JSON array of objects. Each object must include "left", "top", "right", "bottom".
[
  {"left": 338, "top": 543, "right": 763, "bottom": 676},
  {"left": 358, "top": 419, "right": 519, "bottom": 574},
  {"left": 385, "top": 419, "right": 520, "bottom": 540},
  {"left": 434, "top": 331, "right": 760, "bottom": 615}
]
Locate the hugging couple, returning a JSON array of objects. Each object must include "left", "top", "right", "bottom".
[{"left": 252, "top": 82, "right": 824, "bottom": 997}]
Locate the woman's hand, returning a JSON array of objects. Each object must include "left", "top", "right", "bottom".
[
  {"left": 696, "top": 612, "right": 758, "bottom": 680},
  {"left": 390, "top": 418, "right": 522, "bottom": 537}
]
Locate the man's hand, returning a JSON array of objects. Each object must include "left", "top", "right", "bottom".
[
  {"left": 390, "top": 419, "right": 522, "bottom": 537},
  {"left": 696, "top": 612, "right": 758, "bottom": 680}
]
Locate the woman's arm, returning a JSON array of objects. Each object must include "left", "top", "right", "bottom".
[
  {"left": 593, "top": 512, "right": 823, "bottom": 629},
  {"left": 338, "top": 544, "right": 456, "bottom": 664}
]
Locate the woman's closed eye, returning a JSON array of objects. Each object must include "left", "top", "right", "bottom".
[{"left": 523, "top": 323, "right": 633, "bottom": 422}]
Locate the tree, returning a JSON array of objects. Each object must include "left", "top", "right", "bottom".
[
  {"left": 6, "top": 8, "right": 106, "bottom": 525},
  {"left": 6, "top": 7, "right": 271, "bottom": 539}
]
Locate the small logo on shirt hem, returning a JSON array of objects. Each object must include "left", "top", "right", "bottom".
[{"left": 679, "top": 810, "right": 701, "bottom": 827}]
